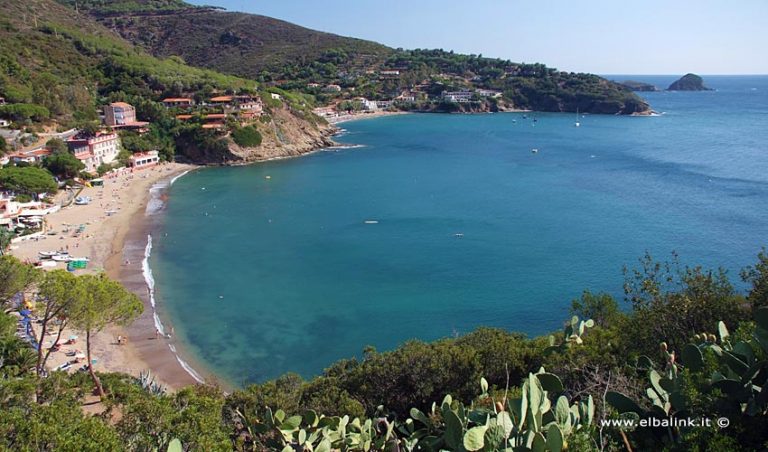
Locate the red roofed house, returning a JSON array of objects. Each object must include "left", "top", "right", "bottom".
[
  {"left": 127, "top": 150, "right": 160, "bottom": 170},
  {"left": 162, "top": 98, "right": 194, "bottom": 108},
  {"left": 209, "top": 96, "right": 233, "bottom": 105},
  {"left": 7, "top": 148, "right": 52, "bottom": 164},
  {"left": 67, "top": 132, "right": 120, "bottom": 173}
]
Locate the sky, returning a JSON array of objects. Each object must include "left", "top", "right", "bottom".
[{"left": 187, "top": 0, "right": 768, "bottom": 75}]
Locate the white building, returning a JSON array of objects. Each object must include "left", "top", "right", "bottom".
[
  {"left": 358, "top": 98, "right": 379, "bottom": 111},
  {"left": 67, "top": 132, "right": 120, "bottom": 173},
  {"left": 128, "top": 150, "right": 159, "bottom": 169},
  {"left": 442, "top": 91, "right": 474, "bottom": 103},
  {"left": 477, "top": 89, "right": 503, "bottom": 98}
]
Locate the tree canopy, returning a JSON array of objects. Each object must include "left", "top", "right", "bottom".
[
  {"left": 43, "top": 150, "right": 84, "bottom": 179},
  {"left": 0, "top": 166, "right": 57, "bottom": 195}
]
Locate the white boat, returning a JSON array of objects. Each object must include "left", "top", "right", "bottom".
[
  {"left": 364, "top": 220, "right": 379, "bottom": 224},
  {"left": 531, "top": 148, "right": 539, "bottom": 154},
  {"left": 574, "top": 108, "right": 581, "bottom": 127},
  {"left": 74, "top": 196, "right": 92, "bottom": 205},
  {"left": 52, "top": 254, "right": 71, "bottom": 262},
  {"left": 38, "top": 251, "right": 59, "bottom": 258}
]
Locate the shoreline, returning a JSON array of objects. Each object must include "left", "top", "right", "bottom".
[
  {"left": 10, "top": 163, "right": 200, "bottom": 390},
  {"left": 110, "top": 169, "right": 207, "bottom": 390}
]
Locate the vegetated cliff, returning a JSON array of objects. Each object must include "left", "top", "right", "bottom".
[
  {"left": 618, "top": 80, "right": 659, "bottom": 92},
  {"left": 176, "top": 106, "right": 337, "bottom": 165},
  {"left": 667, "top": 73, "right": 713, "bottom": 91}
]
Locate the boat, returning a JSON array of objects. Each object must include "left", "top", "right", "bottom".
[
  {"left": 38, "top": 251, "right": 59, "bottom": 258},
  {"left": 574, "top": 108, "right": 581, "bottom": 127},
  {"left": 74, "top": 196, "right": 92, "bottom": 205},
  {"left": 531, "top": 148, "right": 539, "bottom": 154},
  {"left": 52, "top": 254, "right": 72, "bottom": 262},
  {"left": 363, "top": 220, "right": 379, "bottom": 224}
]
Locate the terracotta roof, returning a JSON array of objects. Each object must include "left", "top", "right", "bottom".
[
  {"left": 162, "top": 98, "right": 193, "bottom": 103},
  {"left": 201, "top": 123, "right": 224, "bottom": 129},
  {"left": 176, "top": 115, "right": 193, "bottom": 120},
  {"left": 204, "top": 114, "right": 227, "bottom": 119},
  {"left": 210, "top": 96, "right": 233, "bottom": 102},
  {"left": 109, "top": 102, "right": 133, "bottom": 108}
]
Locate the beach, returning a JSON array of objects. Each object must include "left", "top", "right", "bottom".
[{"left": 10, "top": 162, "right": 200, "bottom": 389}]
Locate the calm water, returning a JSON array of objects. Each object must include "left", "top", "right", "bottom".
[{"left": 151, "top": 76, "right": 768, "bottom": 386}]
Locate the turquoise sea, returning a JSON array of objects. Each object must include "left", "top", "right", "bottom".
[{"left": 150, "top": 75, "right": 768, "bottom": 386}]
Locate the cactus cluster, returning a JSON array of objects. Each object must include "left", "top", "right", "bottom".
[
  {"left": 546, "top": 316, "right": 595, "bottom": 353},
  {"left": 607, "top": 306, "right": 768, "bottom": 442},
  {"left": 234, "top": 372, "right": 592, "bottom": 451},
  {"left": 137, "top": 370, "right": 167, "bottom": 396}
]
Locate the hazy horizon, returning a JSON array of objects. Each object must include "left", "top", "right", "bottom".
[{"left": 188, "top": 0, "right": 768, "bottom": 75}]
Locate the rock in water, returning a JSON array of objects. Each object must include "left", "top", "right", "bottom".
[{"left": 667, "top": 73, "right": 713, "bottom": 91}]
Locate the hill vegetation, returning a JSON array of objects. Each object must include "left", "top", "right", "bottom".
[
  {"left": 667, "top": 73, "right": 712, "bottom": 91},
  {"left": 1, "top": 250, "right": 767, "bottom": 450},
  {"left": 68, "top": 0, "right": 650, "bottom": 115}
]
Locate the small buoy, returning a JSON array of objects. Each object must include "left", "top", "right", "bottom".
[{"left": 265, "top": 175, "right": 271, "bottom": 179}]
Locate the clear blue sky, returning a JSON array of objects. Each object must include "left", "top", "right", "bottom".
[{"left": 188, "top": 0, "right": 767, "bottom": 75}]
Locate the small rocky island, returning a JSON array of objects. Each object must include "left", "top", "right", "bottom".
[
  {"left": 618, "top": 80, "right": 659, "bottom": 92},
  {"left": 667, "top": 73, "right": 713, "bottom": 91}
]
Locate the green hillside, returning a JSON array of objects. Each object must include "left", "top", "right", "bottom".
[
  {"left": 0, "top": 0, "right": 253, "bottom": 126},
  {"left": 63, "top": 0, "right": 392, "bottom": 79},
  {"left": 61, "top": 0, "right": 649, "bottom": 115}
]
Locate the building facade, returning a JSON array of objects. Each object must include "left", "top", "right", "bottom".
[
  {"left": 67, "top": 132, "right": 120, "bottom": 173},
  {"left": 104, "top": 102, "right": 137, "bottom": 126}
]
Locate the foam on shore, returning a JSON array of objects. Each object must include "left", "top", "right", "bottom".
[{"left": 141, "top": 169, "right": 207, "bottom": 385}]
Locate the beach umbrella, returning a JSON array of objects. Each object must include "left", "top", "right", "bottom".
[{"left": 69, "top": 335, "right": 78, "bottom": 340}]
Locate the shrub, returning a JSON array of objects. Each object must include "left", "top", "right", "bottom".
[{"left": 231, "top": 125, "right": 262, "bottom": 147}]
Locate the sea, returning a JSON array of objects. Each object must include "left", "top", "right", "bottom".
[{"left": 147, "top": 75, "right": 768, "bottom": 386}]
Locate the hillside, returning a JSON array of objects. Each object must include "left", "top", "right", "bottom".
[
  {"left": 0, "top": 0, "right": 335, "bottom": 164},
  {"left": 64, "top": 0, "right": 650, "bottom": 115},
  {"left": 58, "top": 0, "right": 392, "bottom": 78},
  {"left": 0, "top": 0, "right": 252, "bottom": 125}
]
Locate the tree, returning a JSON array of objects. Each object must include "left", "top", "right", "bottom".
[
  {"left": 0, "top": 229, "right": 16, "bottom": 256},
  {"left": 0, "top": 256, "right": 40, "bottom": 307},
  {"left": 45, "top": 138, "right": 68, "bottom": 154},
  {"left": 0, "top": 136, "right": 7, "bottom": 155},
  {"left": 43, "top": 151, "right": 84, "bottom": 179},
  {"left": 742, "top": 248, "right": 768, "bottom": 309},
  {"left": 35, "top": 270, "right": 86, "bottom": 375},
  {"left": 570, "top": 290, "right": 623, "bottom": 327},
  {"left": 0, "top": 166, "right": 57, "bottom": 195},
  {"left": 69, "top": 274, "right": 143, "bottom": 398}
]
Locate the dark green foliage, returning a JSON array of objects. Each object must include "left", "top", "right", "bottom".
[
  {"left": 0, "top": 104, "right": 51, "bottom": 121},
  {"left": 0, "top": 136, "right": 7, "bottom": 154},
  {"left": 0, "top": 166, "right": 57, "bottom": 195},
  {"left": 741, "top": 248, "right": 768, "bottom": 308},
  {"left": 622, "top": 252, "right": 749, "bottom": 357},
  {"left": 230, "top": 125, "right": 262, "bottom": 147},
  {"left": 570, "top": 290, "right": 624, "bottom": 327},
  {"left": 43, "top": 150, "right": 85, "bottom": 179}
]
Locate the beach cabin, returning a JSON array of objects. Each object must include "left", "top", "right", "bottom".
[{"left": 127, "top": 151, "right": 160, "bottom": 170}]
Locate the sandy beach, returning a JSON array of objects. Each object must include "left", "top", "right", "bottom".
[
  {"left": 329, "top": 110, "right": 410, "bottom": 124},
  {"left": 10, "top": 162, "right": 200, "bottom": 389}
]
